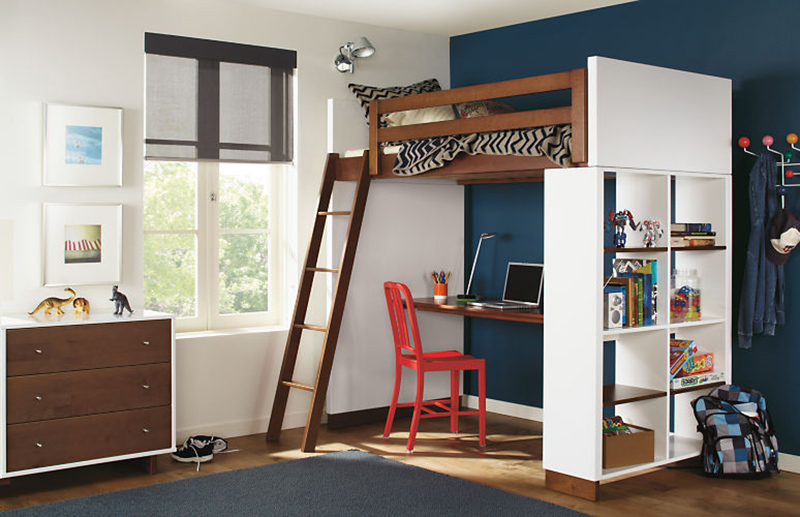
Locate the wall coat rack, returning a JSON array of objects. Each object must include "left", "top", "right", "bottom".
[{"left": 739, "top": 133, "right": 800, "bottom": 208}]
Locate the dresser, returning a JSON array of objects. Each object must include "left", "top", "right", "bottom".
[{"left": 0, "top": 311, "right": 175, "bottom": 478}]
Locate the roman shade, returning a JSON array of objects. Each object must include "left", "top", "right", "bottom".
[{"left": 145, "top": 32, "right": 295, "bottom": 163}]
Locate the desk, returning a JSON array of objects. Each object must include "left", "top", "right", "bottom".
[{"left": 413, "top": 297, "right": 543, "bottom": 324}]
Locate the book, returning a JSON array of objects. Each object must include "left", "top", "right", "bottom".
[
  {"left": 613, "top": 258, "right": 657, "bottom": 326},
  {"left": 671, "top": 223, "right": 713, "bottom": 232},
  {"left": 670, "top": 237, "right": 716, "bottom": 247},
  {"left": 618, "top": 272, "right": 647, "bottom": 326},
  {"left": 670, "top": 339, "right": 698, "bottom": 379},
  {"left": 638, "top": 261, "right": 658, "bottom": 325},
  {"left": 671, "top": 231, "right": 716, "bottom": 237},
  {"left": 671, "top": 370, "right": 725, "bottom": 389}
]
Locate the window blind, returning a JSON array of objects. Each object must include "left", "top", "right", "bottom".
[{"left": 145, "top": 33, "right": 295, "bottom": 163}]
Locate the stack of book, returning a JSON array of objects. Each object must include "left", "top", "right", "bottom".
[
  {"left": 603, "top": 258, "right": 658, "bottom": 328},
  {"left": 671, "top": 223, "right": 715, "bottom": 247},
  {"left": 670, "top": 338, "right": 721, "bottom": 389}
]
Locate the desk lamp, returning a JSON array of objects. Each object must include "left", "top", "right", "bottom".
[{"left": 457, "top": 232, "right": 496, "bottom": 301}]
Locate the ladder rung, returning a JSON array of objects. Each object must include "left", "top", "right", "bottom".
[
  {"left": 307, "top": 267, "right": 340, "bottom": 273},
  {"left": 294, "top": 323, "right": 327, "bottom": 332},
  {"left": 282, "top": 380, "right": 315, "bottom": 392},
  {"left": 318, "top": 211, "right": 351, "bottom": 216}
]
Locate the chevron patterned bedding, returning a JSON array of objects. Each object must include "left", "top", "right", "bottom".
[{"left": 391, "top": 124, "right": 572, "bottom": 176}]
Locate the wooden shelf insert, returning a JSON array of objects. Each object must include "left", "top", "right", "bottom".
[
  {"left": 603, "top": 245, "right": 726, "bottom": 253},
  {"left": 603, "top": 384, "right": 667, "bottom": 407}
]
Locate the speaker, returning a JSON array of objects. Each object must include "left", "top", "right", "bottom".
[{"left": 604, "top": 292, "right": 624, "bottom": 328}]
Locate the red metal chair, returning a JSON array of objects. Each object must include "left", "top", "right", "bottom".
[{"left": 383, "top": 281, "right": 486, "bottom": 452}]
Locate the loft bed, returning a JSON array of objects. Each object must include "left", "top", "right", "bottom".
[
  {"left": 334, "top": 69, "right": 588, "bottom": 184},
  {"left": 324, "top": 56, "right": 733, "bottom": 492}
]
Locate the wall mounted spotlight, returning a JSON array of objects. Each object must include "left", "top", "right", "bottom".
[{"left": 334, "top": 36, "right": 375, "bottom": 74}]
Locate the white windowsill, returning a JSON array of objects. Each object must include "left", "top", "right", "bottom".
[{"left": 176, "top": 324, "right": 289, "bottom": 341}]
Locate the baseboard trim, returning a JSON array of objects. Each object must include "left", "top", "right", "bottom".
[
  {"left": 463, "top": 395, "right": 543, "bottom": 422},
  {"left": 177, "top": 411, "right": 307, "bottom": 442},
  {"left": 780, "top": 453, "right": 800, "bottom": 474}
]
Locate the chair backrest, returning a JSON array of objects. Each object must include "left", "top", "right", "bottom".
[{"left": 383, "top": 281, "right": 424, "bottom": 361}]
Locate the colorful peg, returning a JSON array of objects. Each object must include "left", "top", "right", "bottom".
[
  {"left": 786, "top": 151, "right": 794, "bottom": 160},
  {"left": 788, "top": 170, "right": 795, "bottom": 178},
  {"left": 738, "top": 136, "right": 751, "bottom": 148},
  {"left": 788, "top": 133, "right": 799, "bottom": 145},
  {"left": 778, "top": 185, "right": 787, "bottom": 195},
  {"left": 763, "top": 135, "right": 774, "bottom": 147}
]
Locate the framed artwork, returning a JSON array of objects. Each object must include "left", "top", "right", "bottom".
[
  {"left": 43, "top": 103, "right": 123, "bottom": 186},
  {"left": 42, "top": 203, "right": 122, "bottom": 286}
]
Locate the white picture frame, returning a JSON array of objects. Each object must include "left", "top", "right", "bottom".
[
  {"left": 43, "top": 103, "right": 123, "bottom": 186},
  {"left": 42, "top": 203, "right": 122, "bottom": 286}
]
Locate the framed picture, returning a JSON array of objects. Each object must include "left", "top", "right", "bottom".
[
  {"left": 42, "top": 203, "right": 122, "bottom": 286},
  {"left": 43, "top": 103, "right": 123, "bottom": 186}
]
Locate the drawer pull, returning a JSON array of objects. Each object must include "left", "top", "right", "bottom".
[
  {"left": 35, "top": 349, "right": 42, "bottom": 354},
  {"left": 35, "top": 396, "right": 42, "bottom": 401},
  {"left": 142, "top": 428, "right": 150, "bottom": 433},
  {"left": 36, "top": 442, "right": 43, "bottom": 448},
  {"left": 142, "top": 341, "right": 150, "bottom": 346},
  {"left": 142, "top": 384, "right": 150, "bottom": 389}
]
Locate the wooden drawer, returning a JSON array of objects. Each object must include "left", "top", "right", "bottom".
[
  {"left": 6, "top": 319, "right": 171, "bottom": 376},
  {"left": 7, "top": 406, "right": 171, "bottom": 472},
  {"left": 7, "top": 363, "right": 171, "bottom": 424}
]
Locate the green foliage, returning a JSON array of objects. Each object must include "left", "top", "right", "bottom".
[
  {"left": 143, "top": 162, "right": 196, "bottom": 231},
  {"left": 144, "top": 161, "right": 272, "bottom": 321}
]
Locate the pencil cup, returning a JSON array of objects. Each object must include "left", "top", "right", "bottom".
[{"left": 434, "top": 283, "right": 448, "bottom": 302}]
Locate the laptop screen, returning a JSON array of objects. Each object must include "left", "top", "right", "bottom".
[{"left": 502, "top": 262, "right": 544, "bottom": 305}]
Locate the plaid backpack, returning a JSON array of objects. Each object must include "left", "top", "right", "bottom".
[{"left": 692, "top": 385, "right": 779, "bottom": 477}]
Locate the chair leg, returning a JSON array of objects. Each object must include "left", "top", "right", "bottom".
[
  {"left": 407, "top": 370, "right": 425, "bottom": 452},
  {"left": 478, "top": 364, "right": 486, "bottom": 447},
  {"left": 450, "top": 370, "right": 459, "bottom": 433},
  {"left": 384, "top": 364, "right": 402, "bottom": 438}
]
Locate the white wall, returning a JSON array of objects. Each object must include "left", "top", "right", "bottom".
[
  {"left": 326, "top": 100, "right": 465, "bottom": 416},
  {"left": 1, "top": 0, "right": 449, "bottom": 439}
]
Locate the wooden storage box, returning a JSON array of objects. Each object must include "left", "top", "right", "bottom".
[{"left": 602, "top": 424, "right": 654, "bottom": 468}]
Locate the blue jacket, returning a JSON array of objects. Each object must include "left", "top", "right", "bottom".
[{"left": 738, "top": 153, "right": 784, "bottom": 348}]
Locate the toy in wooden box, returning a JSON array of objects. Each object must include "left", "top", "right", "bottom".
[{"left": 602, "top": 419, "right": 654, "bottom": 469}]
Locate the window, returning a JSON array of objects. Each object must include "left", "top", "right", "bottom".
[
  {"left": 144, "top": 34, "right": 295, "bottom": 331},
  {"left": 144, "top": 161, "right": 286, "bottom": 331}
]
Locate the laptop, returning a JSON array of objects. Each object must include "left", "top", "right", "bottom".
[{"left": 467, "top": 262, "right": 544, "bottom": 311}]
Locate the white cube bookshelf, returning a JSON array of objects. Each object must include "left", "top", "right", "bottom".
[{"left": 543, "top": 167, "right": 731, "bottom": 498}]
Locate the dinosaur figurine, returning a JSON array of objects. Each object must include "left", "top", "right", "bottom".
[
  {"left": 110, "top": 285, "right": 133, "bottom": 315},
  {"left": 29, "top": 288, "right": 76, "bottom": 316},
  {"left": 73, "top": 297, "right": 90, "bottom": 315}
]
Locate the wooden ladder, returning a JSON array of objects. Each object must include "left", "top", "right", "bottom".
[{"left": 266, "top": 152, "right": 371, "bottom": 453}]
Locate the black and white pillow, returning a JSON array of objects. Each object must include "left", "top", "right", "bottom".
[{"left": 348, "top": 78, "right": 442, "bottom": 127}]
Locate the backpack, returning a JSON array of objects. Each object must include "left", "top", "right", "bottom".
[{"left": 692, "top": 384, "right": 779, "bottom": 477}]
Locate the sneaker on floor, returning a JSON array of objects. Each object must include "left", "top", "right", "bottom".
[
  {"left": 185, "top": 435, "right": 228, "bottom": 454},
  {"left": 171, "top": 437, "right": 215, "bottom": 464}
]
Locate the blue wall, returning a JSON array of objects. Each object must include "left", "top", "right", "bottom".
[{"left": 452, "top": 0, "right": 800, "bottom": 454}]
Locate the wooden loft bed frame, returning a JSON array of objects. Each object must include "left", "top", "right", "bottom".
[{"left": 334, "top": 68, "right": 588, "bottom": 185}]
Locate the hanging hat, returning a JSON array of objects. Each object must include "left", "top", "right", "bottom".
[{"left": 766, "top": 209, "right": 800, "bottom": 265}]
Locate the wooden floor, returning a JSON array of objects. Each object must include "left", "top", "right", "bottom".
[{"left": 1, "top": 412, "right": 799, "bottom": 515}]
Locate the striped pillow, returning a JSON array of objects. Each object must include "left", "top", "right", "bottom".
[{"left": 348, "top": 78, "right": 442, "bottom": 127}]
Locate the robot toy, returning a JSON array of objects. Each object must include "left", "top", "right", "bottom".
[
  {"left": 639, "top": 219, "right": 664, "bottom": 247},
  {"left": 608, "top": 209, "right": 637, "bottom": 248}
]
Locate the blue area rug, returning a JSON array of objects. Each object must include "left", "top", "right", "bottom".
[{"left": 5, "top": 450, "right": 586, "bottom": 516}]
